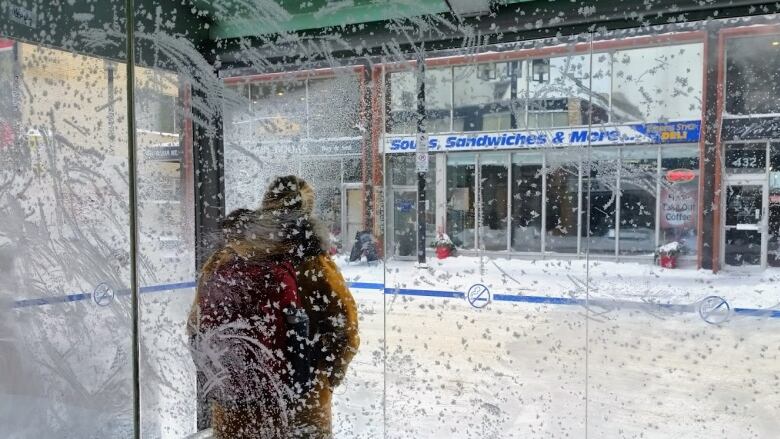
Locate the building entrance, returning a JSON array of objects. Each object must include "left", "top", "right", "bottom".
[
  {"left": 342, "top": 183, "right": 364, "bottom": 255},
  {"left": 388, "top": 187, "right": 417, "bottom": 258},
  {"left": 722, "top": 178, "right": 768, "bottom": 267},
  {"left": 721, "top": 140, "right": 779, "bottom": 268}
]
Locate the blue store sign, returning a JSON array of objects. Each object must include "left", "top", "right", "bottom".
[{"left": 385, "top": 120, "right": 701, "bottom": 153}]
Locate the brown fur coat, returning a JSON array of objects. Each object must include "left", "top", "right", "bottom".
[{"left": 188, "top": 207, "right": 359, "bottom": 439}]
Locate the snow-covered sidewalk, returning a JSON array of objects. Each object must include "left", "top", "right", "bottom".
[{"left": 337, "top": 255, "right": 780, "bottom": 311}]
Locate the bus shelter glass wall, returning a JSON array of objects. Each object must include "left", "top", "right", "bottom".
[
  {"left": 221, "top": 71, "right": 385, "bottom": 436},
  {"left": 224, "top": 74, "right": 365, "bottom": 254},
  {"left": 0, "top": 36, "right": 139, "bottom": 436},
  {"left": 383, "top": 37, "right": 592, "bottom": 438},
  {"left": 586, "top": 18, "right": 780, "bottom": 438},
  {"left": 134, "top": 67, "right": 197, "bottom": 437},
  {"left": 5, "top": 4, "right": 780, "bottom": 439}
]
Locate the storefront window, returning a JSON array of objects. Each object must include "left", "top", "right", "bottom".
[
  {"left": 660, "top": 145, "right": 699, "bottom": 256},
  {"left": 528, "top": 54, "right": 605, "bottom": 128},
  {"left": 545, "top": 150, "right": 581, "bottom": 253},
  {"left": 389, "top": 154, "right": 417, "bottom": 186},
  {"left": 619, "top": 147, "right": 658, "bottom": 255},
  {"left": 726, "top": 35, "right": 780, "bottom": 115},
  {"left": 611, "top": 44, "right": 703, "bottom": 122},
  {"left": 388, "top": 68, "right": 452, "bottom": 134},
  {"left": 308, "top": 75, "right": 360, "bottom": 138},
  {"left": 585, "top": 148, "right": 619, "bottom": 255},
  {"left": 301, "top": 159, "right": 342, "bottom": 239},
  {"left": 249, "top": 79, "right": 307, "bottom": 138},
  {"left": 387, "top": 154, "right": 436, "bottom": 256},
  {"left": 454, "top": 62, "right": 523, "bottom": 131},
  {"left": 425, "top": 158, "right": 437, "bottom": 248},
  {"left": 447, "top": 153, "right": 476, "bottom": 249},
  {"left": 135, "top": 86, "right": 177, "bottom": 134},
  {"left": 480, "top": 153, "right": 509, "bottom": 251},
  {"left": 387, "top": 155, "right": 416, "bottom": 257},
  {"left": 511, "top": 153, "right": 543, "bottom": 252},
  {"left": 344, "top": 156, "right": 362, "bottom": 182}
]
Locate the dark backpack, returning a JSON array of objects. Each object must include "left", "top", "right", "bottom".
[{"left": 190, "top": 253, "right": 314, "bottom": 408}]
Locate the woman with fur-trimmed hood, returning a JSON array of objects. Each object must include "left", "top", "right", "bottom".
[
  {"left": 188, "top": 208, "right": 304, "bottom": 439},
  {"left": 260, "top": 175, "right": 360, "bottom": 438},
  {"left": 188, "top": 176, "right": 360, "bottom": 439}
]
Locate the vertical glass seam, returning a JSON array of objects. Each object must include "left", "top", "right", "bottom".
[
  {"left": 506, "top": 151, "right": 512, "bottom": 252},
  {"left": 124, "top": 1, "right": 141, "bottom": 438},
  {"left": 655, "top": 146, "right": 662, "bottom": 248},
  {"left": 615, "top": 148, "right": 622, "bottom": 258},
  {"left": 541, "top": 151, "right": 547, "bottom": 254}
]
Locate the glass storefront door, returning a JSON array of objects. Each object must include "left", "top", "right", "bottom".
[
  {"left": 342, "top": 184, "right": 364, "bottom": 255},
  {"left": 479, "top": 153, "right": 509, "bottom": 251},
  {"left": 511, "top": 153, "right": 543, "bottom": 252},
  {"left": 390, "top": 187, "right": 418, "bottom": 257},
  {"left": 446, "top": 154, "right": 477, "bottom": 250},
  {"left": 723, "top": 180, "right": 767, "bottom": 267}
]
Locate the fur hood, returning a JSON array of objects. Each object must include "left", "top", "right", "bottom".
[
  {"left": 200, "top": 175, "right": 330, "bottom": 276},
  {"left": 202, "top": 209, "right": 329, "bottom": 274}
]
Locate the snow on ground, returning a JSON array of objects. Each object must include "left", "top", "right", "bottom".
[
  {"left": 331, "top": 255, "right": 780, "bottom": 438},
  {"left": 6, "top": 255, "right": 780, "bottom": 438},
  {"left": 338, "top": 254, "right": 780, "bottom": 310}
]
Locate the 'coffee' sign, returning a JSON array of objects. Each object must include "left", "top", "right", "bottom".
[{"left": 661, "top": 186, "right": 697, "bottom": 228}]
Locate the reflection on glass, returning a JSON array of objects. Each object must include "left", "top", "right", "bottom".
[
  {"left": 447, "top": 154, "right": 476, "bottom": 250},
  {"left": 726, "top": 35, "right": 780, "bottom": 115},
  {"left": 619, "top": 147, "right": 658, "bottom": 255},
  {"left": 528, "top": 54, "right": 608, "bottom": 128},
  {"left": 308, "top": 75, "right": 360, "bottom": 138},
  {"left": 611, "top": 43, "right": 703, "bottom": 122},
  {"left": 585, "top": 148, "right": 619, "bottom": 255},
  {"left": 249, "top": 79, "right": 307, "bottom": 137},
  {"left": 479, "top": 153, "right": 509, "bottom": 251},
  {"left": 454, "top": 62, "right": 523, "bottom": 131},
  {"left": 511, "top": 153, "right": 543, "bottom": 252},
  {"left": 660, "top": 146, "right": 700, "bottom": 256},
  {"left": 546, "top": 150, "right": 581, "bottom": 253},
  {"left": 388, "top": 68, "right": 452, "bottom": 134}
]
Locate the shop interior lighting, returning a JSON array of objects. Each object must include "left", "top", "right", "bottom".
[{"left": 773, "top": 41, "right": 780, "bottom": 46}]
